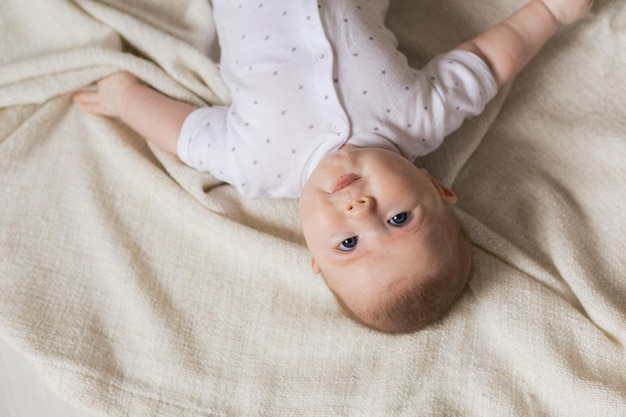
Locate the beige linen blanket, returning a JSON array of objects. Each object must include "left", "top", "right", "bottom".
[{"left": 1, "top": 0, "right": 625, "bottom": 416}]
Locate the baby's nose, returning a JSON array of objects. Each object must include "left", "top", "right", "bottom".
[{"left": 345, "top": 196, "right": 375, "bottom": 213}]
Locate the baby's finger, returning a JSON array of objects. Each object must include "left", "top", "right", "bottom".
[
  {"left": 72, "top": 92, "right": 108, "bottom": 115},
  {"left": 72, "top": 91, "right": 99, "bottom": 104},
  {"left": 75, "top": 101, "right": 103, "bottom": 114}
]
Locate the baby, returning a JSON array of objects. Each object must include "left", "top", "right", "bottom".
[{"left": 73, "top": 0, "right": 592, "bottom": 333}]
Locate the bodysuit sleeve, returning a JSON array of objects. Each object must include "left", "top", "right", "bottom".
[
  {"left": 176, "top": 105, "right": 307, "bottom": 199},
  {"left": 177, "top": 106, "right": 227, "bottom": 170},
  {"left": 422, "top": 49, "right": 498, "bottom": 138},
  {"left": 176, "top": 106, "right": 256, "bottom": 195}
]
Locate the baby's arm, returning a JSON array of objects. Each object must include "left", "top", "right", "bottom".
[
  {"left": 72, "top": 72, "right": 196, "bottom": 155},
  {"left": 457, "top": 0, "right": 593, "bottom": 87}
]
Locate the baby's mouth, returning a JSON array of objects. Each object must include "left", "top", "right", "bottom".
[{"left": 332, "top": 175, "right": 360, "bottom": 193}]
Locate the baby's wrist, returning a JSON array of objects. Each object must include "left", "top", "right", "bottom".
[
  {"left": 536, "top": 0, "right": 593, "bottom": 26},
  {"left": 536, "top": 0, "right": 562, "bottom": 27},
  {"left": 119, "top": 80, "right": 147, "bottom": 118}
]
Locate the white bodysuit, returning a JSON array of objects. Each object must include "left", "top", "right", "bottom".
[{"left": 177, "top": 0, "right": 498, "bottom": 198}]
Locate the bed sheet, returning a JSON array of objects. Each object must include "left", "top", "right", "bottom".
[{"left": 1, "top": 0, "right": 625, "bottom": 416}]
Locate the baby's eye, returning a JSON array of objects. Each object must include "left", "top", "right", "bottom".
[
  {"left": 338, "top": 236, "right": 358, "bottom": 251},
  {"left": 389, "top": 212, "right": 411, "bottom": 226}
]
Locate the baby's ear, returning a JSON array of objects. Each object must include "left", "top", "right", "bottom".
[
  {"left": 311, "top": 258, "right": 321, "bottom": 275},
  {"left": 419, "top": 169, "right": 457, "bottom": 205}
]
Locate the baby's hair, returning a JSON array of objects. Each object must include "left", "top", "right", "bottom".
[
  {"left": 330, "top": 216, "right": 472, "bottom": 334},
  {"left": 370, "top": 247, "right": 471, "bottom": 333}
]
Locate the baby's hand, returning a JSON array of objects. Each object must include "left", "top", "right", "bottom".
[
  {"left": 540, "top": 0, "right": 594, "bottom": 25},
  {"left": 72, "top": 71, "right": 141, "bottom": 118}
]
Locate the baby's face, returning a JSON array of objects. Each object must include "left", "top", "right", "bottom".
[{"left": 299, "top": 146, "right": 457, "bottom": 313}]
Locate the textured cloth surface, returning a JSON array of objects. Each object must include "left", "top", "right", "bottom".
[{"left": 1, "top": 0, "right": 625, "bottom": 416}]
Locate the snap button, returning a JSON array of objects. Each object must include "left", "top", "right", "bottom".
[
  {"left": 332, "top": 121, "right": 345, "bottom": 132},
  {"left": 317, "top": 50, "right": 328, "bottom": 62}
]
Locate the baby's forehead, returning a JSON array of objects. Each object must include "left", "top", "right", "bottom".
[{"left": 333, "top": 244, "right": 436, "bottom": 297}]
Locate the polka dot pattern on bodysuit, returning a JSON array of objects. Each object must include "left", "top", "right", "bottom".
[{"left": 177, "top": 0, "right": 497, "bottom": 198}]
